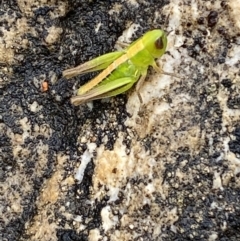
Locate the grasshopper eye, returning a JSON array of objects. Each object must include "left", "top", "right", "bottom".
[{"left": 155, "top": 37, "right": 164, "bottom": 49}]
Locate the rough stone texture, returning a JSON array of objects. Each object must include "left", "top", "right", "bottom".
[{"left": 1, "top": 0, "right": 240, "bottom": 240}]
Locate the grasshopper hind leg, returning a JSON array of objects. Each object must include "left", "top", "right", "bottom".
[{"left": 71, "top": 77, "right": 135, "bottom": 106}]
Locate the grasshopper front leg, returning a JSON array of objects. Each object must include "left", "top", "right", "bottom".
[
  {"left": 135, "top": 70, "right": 148, "bottom": 103},
  {"left": 152, "top": 62, "right": 181, "bottom": 78}
]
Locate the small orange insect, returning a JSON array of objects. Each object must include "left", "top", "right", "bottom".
[{"left": 42, "top": 81, "right": 48, "bottom": 92}]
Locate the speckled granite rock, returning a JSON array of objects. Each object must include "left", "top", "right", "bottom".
[{"left": 1, "top": 0, "right": 240, "bottom": 240}]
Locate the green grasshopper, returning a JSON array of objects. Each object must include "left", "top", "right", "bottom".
[{"left": 63, "top": 29, "right": 171, "bottom": 106}]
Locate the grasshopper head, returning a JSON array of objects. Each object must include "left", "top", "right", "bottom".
[{"left": 142, "top": 29, "right": 167, "bottom": 58}]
